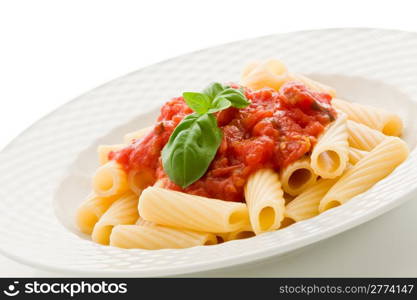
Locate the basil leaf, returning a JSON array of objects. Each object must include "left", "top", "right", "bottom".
[
  {"left": 216, "top": 88, "right": 250, "bottom": 108},
  {"left": 184, "top": 83, "right": 250, "bottom": 114},
  {"left": 203, "top": 82, "right": 225, "bottom": 100},
  {"left": 162, "top": 82, "right": 250, "bottom": 188},
  {"left": 183, "top": 92, "right": 211, "bottom": 114},
  {"left": 207, "top": 97, "right": 231, "bottom": 113},
  {"left": 162, "top": 113, "right": 222, "bottom": 188}
]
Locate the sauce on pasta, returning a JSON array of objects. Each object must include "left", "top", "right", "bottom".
[{"left": 109, "top": 82, "right": 336, "bottom": 202}]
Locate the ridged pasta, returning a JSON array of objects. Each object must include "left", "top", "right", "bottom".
[
  {"left": 333, "top": 98, "right": 403, "bottom": 136},
  {"left": 244, "top": 169, "right": 285, "bottom": 234},
  {"left": 240, "top": 60, "right": 337, "bottom": 97},
  {"left": 288, "top": 73, "right": 337, "bottom": 97},
  {"left": 241, "top": 61, "right": 262, "bottom": 79},
  {"left": 97, "top": 144, "right": 126, "bottom": 165},
  {"left": 319, "top": 137, "right": 409, "bottom": 212},
  {"left": 348, "top": 147, "right": 368, "bottom": 165},
  {"left": 127, "top": 169, "right": 155, "bottom": 195},
  {"left": 311, "top": 114, "right": 349, "bottom": 178},
  {"left": 241, "top": 59, "right": 289, "bottom": 91},
  {"left": 280, "top": 157, "right": 318, "bottom": 196},
  {"left": 347, "top": 120, "right": 387, "bottom": 151},
  {"left": 139, "top": 187, "right": 250, "bottom": 233},
  {"left": 285, "top": 178, "right": 338, "bottom": 222},
  {"left": 75, "top": 193, "right": 119, "bottom": 234},
  {"left": 123, "top": 126, "right": 153, "bottom": 144},
  {"left": 110, "top": 224, "right": 217, "bottom": 249},
  {"left": 91, "top": 193, "right": 139, "bottom": 245},
  {"left": 135, "top": 217, "right": 154, "bottom": 226},
  {"left": 92, "top": 160, "right": 128, "bottom": 197}
]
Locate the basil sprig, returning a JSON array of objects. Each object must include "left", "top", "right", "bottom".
[{"left": 162, "top": 83, "right": 250, "bottom": 188}]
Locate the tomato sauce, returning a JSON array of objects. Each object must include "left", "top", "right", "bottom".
[{"left": 109, "top": 82, "right": 336, "bottom": 202}]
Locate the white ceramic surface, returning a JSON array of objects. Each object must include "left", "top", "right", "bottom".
[{"left": 1, "top": 28, "right": 417, "bottom": 277}]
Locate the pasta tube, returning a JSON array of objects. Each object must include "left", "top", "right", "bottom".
[
  {"left": 244, "top": 169, "right": 285, "bottom": 234},
  {"left": 110, "top": 224, "right": 217, "bottom": 249},
  {"left": 347, "top": 120, "right": 387, "bottom": 151},
  {"left": 92, "top": 193, "right": 139, "bottom": 245},
  {"left": 280, "top": 157, "right": 318, "bottom": 196},
  {"left": 288, "top": 73, "right": 336, "bottom": 97},
  {"left": 97, "top": 144, "right": 126, "bottom": 165},
  {"left": 285, "top": 178, "right": 338, "bottom": 222},
  {"left": 127, "top": 169, "right": 155, "bottom": 195},
  {"left": 311, "top": 114, "right": 349, "bottom": 178},
  {"left": 348, "top": 147, "right": 368, "bottom": 165},
  {"left": 319, "top": 137, "right": 409, "bottom": 212},
  {"left": 92, "top": 161, "right": 128, "bottom": 197},
  {"left": 240, "top": 59, "right": 336, "bottom": 97},
  {"left": 139, "top": 187, "right": 250, "bottom": 233},
  {"left": 135, "top": 217, "right": 154, "bottom": 226},
  {"left": 333, "top": 98, "right": 403, "bottom": 136},
  {"left": 75, "top": 193, "right": 119, "bottom": 234},
  {"left": 241, "top": 59, "right": 289, "bottom": 91}
]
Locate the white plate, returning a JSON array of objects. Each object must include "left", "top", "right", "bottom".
[{"left": 2, "top": 28, "right": 417, "bottom": 277}]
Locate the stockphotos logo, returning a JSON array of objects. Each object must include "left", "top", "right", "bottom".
[
  {"left": 3, "top": 281, "right": 20, "bottom": 297},
  {"left": 2, "top": 281, "right": 128, "bottom": 297}
]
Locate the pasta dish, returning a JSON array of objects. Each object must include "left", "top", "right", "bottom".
[{"left": 75, "top": 59, "right": 408, "bottom": 250}]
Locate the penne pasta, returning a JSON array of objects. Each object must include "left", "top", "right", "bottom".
[
  {"left": 139, "top": 187, "right": 250, "bottom": 233},
  {"left": 244, "top": 169, "right": 285, "bottom": 234},
  {"left": 333, "top": 98, "right": 403, "bottom": 136},
  {"left": 347, "top": 120, "right": 387, "bottom": 151},
  {"left": 92, "top": 160, "right": 129, "bottom": 197},
  {"left": 75, "top": 193, "right": 119, "bottom": 235},
  {"left": 127, "top": 169, "right": 155, "bottom": 195},
  {"left": 285, "top": 178, "right": 338, "bottom": 222},
  {"left": 348, "top": 147, "right": 368, "bottom": 165},
  {"left": 110, "top": 224, "right": 217, "bottom": 250},
  {"left": 288, "top": 73, "right": 337, "bottom": 97},
  {"left": 123, "top": 126, "right": 153, "bottom": 144},
  {"left": 135, "top": 217, "right": 154, "bottom": 226},
  {"left": 241, "top": 59, "right": 289, "bottom": 91},
  {"left": 241, "top": 61, "right": 262, "bottom": 79},
  {"left": 310, "top": 114, "right": 349, "bottom": 179},
  {"left": 91, "top": 193, "right": 139, "bottom": 245},
  {"left": 240, "top": 60, "right": 337, "bottom": 97},
  {"left": 319, "top": 137, "right": 409, "bottom": 212},
  {"left": 280, "top": 157, "right": 318, "bottom": 196},
  {"left": 97, "top": 144, "right": 126, "bottom": 165}
]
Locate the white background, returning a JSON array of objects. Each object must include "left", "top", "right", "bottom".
[{"left": 1, "top": 0, "right": 417, "bottom": 277}]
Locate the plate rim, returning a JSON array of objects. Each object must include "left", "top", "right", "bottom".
[{"left": 1, "top": 189, "right": 415, "bottom": 277}]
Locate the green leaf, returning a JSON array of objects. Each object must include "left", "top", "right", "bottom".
[
  {"left": 183, "top": 92, "right": 211, "bottom": 114},
  {"left": 162, "top": 113, "right": 222, "bottom": 188},
  {"left": 216, "top": 88, "right": 250, "bottom": 108},
  {"left": 162, "top": 82, "right": 250, "bottom": 187},
  {"left": 203, "top": 82, "right": 225, "bottom": 100},
  {"left": 207, "top": 97, "right": 231, "bottom": 113},
  {"left": 184, "top": 83, "right": 250, "bottom": 114}
]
